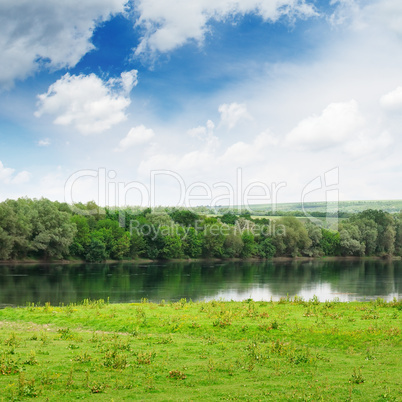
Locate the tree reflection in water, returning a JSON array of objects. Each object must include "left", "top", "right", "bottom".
[{"left": 0, "top": 260, "right": 401, "bottom": 306}]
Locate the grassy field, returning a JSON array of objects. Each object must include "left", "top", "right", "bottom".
[{"left": 0, "top": 298, "right": 401, "bottom": 401}]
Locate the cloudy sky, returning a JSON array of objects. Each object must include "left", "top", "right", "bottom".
[{"left": 1, "top": 0, "right": 402, "bottom": 208}]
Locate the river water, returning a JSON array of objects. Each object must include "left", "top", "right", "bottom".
[{"left": 0, "top": 259, "right": 401, "bottom": 306}]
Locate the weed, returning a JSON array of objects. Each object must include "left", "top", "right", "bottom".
[
  {"left": 4, "top": 333, "right": 19, "bottom": 347},
  {"left": 90, "top": 381, "right": 108, "bottom": 393},
  {"left": 136, "top": 351, "right": 156, "bottom": 365},
  {"left": 362, "top": 310, "right": 380, "bottom": 320},
  {"left": 246, "top": 341, "right": 267, "bottom": 363},
  {"left": 365, "top": 348, "right": 376, "bottom": 361},
  {"left": 66, "top": 367, "right": 74, "bottom": 387},
  {"left": 271, "top": 319, "right": 279, "bottom": 329},
  {"left": 58, "top": 328, "right": 74, "bottom": 340},
  {"left": 168, "top": 370, "right": 186, "bottom": 380},
  {"left": 18, "top": 373, "right": 39, "bottom": 397},
  {"left": 0, "top": 353, "right": 20, "bottom": 375},
  {"left": 157, "top": 335, "right": 173, "bottom": 344},
  {"left": 349, "top": 367, "right": 365, "bottom": 384},
  {"left": 74, "top": 351, "right": 92, "bottom": 363},
  {"left": 40, "top": 331, "right": 50, "bottom": 345},
  {"left": 103, "top": 350, "right": 128, "bottom": 369},
  {"left": 289, "top": 347, "right": 315, "bottom": 365},
  {"left": 23, "top": 350, "right": 38, "bottom": 366}
]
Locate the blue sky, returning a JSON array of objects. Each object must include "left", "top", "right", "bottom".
[{"left": 1, "top": 0, "right": 402, "bottom": 208}]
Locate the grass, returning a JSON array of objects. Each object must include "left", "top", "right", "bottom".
[{"left": 0, "top": 297, "right": 401, "bottom": 400}]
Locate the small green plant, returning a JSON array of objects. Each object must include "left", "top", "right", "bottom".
[
  {"left": 157, "top": 335, "right": 173, "bottom": 344},
  {"left": 18, "top": 373, "right": 39, "bottom": 397},
  {"left": 0, "top": 353, "right": 20, "bottom": 375},
  {"left": 136, "top": 351, "right": 156, "bottom": 365},
  {"left": 271, "top": 319, "right": 279, "bottom": 330},
  {"left": 23, "top": 350, "right": 38, "bottom": 366},
  {"left": 58, "top": 328, "right": 74, "bottom": 340},
  {"left": 361, "top": 309, "right": 380, "bottom": 320},
  {"left": 4, "top": 333, "right": 19, "bottom": 347},
  {"left": 74, "top": 351, "right": 92, "bottom": 363},
  {"left": 365, "top": 348, "right": 376, "bottom": 361},
  {"left": 90, "top": 381, "right": 108, "bottom": 394},
  {"left": 349, "top": 367, "right": 365, "bottom": 384},
  {"left": 246, "top": 341, "right": 267, "bottom": 363},
  {"left": 103, "top": 350, "right": 128, "bottom": 369},
  {"left": 168, "top": 370, "right": 186, "bottom": 380},
  {"left": 66, "top": 367, "right": 74, "bottom": 387}
]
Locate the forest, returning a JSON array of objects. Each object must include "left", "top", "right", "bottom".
[{"left": 0, "top": 198, "right": 401, "bottom": 262}]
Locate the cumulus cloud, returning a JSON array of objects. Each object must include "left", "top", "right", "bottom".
[
  {"left": 343, "top": 130, "right": 393, "bottom": 158},
  {"left": 134, "top": 0, "right": 317, "bottom": 56},
  {"left": 0, "top": 0, "right": 126, "bottom": 89},
  {"left": 115, "top": 125, "right": 155, "bottom": 152},
  {"left": 284, "top": 99, "right": 393, "bottom": 158},
  {"left": 0, "top": 161, "right": 31, "bottom": 184},
  {"left": 362, "top": 0, "right": 402, "bottom": 37},
  {"left": 380, "top": 86, "right": 402, "bottom": 111},
  {"left": 285, "top": 100, "right": 365, "bottom": 150},
  {"left": 35, "top": 70, "right": 138, "bottom": 134},
  {"left": 219, "top": 131, "right": 278, "bottom": 166},
  {"left": 38, "top": 138, "right": 51, "bottom": 147},
  {"left": 328, "top": 0, "right": 361, "bottom": 27},
  {"left": 218, "top": 103, "right": 252, "bottom": 129}
]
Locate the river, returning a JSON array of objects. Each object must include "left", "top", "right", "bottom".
[{"left": 0, "top": 259, "right": 401, "bottom": 306}]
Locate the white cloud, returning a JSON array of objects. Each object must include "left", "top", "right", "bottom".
[
  {"left": 219, "top": 131, "right": 278, "bottom": 166},
  {"left": 35, "top": 70, "right": 138, "bottom": 134},
  {"left": 363, "top": 0, "right": 402, "bottom": 37},
  {"left": 285, "top": 100, "right": 365, "bottom": 150},
  {"left": 12, "top": 171, "right": 31, "bottom": 184},
  {"left": 344, "top": 130, "right": 393, "bottom": 158},
  {"left": 38, "top": 138, "right": 51, "bottom": 147},
  {"left": 0, "top": 161, "right": 31, "bottom": 184},
  {"left": 0, "top": 161, "right": 15, "bottom": 183},
  {"left": 0, "top": 0, "right": 126, "bottom": 89},
  {"left": 134, "top": 0, "right": 317, "bottom": 56},
  {"left": 218, "top": 103, "right": 252, "bottom": 129},
  {"left": 380, "top": 86, "right": 402, "bottom": 111},
  {"left": 115, "top": 125, "right": 155, "bottom": 152},
  {"left": 329, "top": 0, "right": 361, "bottom": 27}
]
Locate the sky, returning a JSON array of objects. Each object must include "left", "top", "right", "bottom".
[{"left": 1, "top": 0, "right": 402, "bottom": 210}]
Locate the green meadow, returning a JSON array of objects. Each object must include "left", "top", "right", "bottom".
[{"left": 0, "top": 298, "right": 401, "bottom": 401}]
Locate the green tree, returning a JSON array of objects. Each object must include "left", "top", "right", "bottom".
[
  {"left": 304, "top": 222, "right": 323, "bottom": 257},
  {"left": 160, "top": 229, "right": 183, "bottom": 259},
  {"left": 320, "top": 229, "right": 340, "bottom": 256},
  {"left": 220, "top": 212, "right": 238, "bottom": 225},
  {"left": 339, "top": 224, "right": 364, "bottom": 256},
  {"left": 30, "top": 199, "right": 76, "bottom": 259},
  {"left": 112, "top": 232, "right": 131, "bottom": 260},
  {"left": 182, "top": 227, "right": 203, "bottom": 258},
  {"left": 256, "top": 237, "right": 276, "bottom": 258},
  {"left": 273, "top": 217, "right": 311, "bottom": 257},
  {"left": 85, "top": 239, "right": 107, "bottom": 262},
  {"left": 169, "top": 209, "right": 200, "bottom": 227},
  {"left": 69, "top": 215, "right": 91, "bottom": 257},
  {"left": 0, "top": 199, "right": 33, "bottom": 259},
  {"left": 202, "top": 224, "right": 227, "bottom": 258},
  {"left": 241, "top": 231, "right": 256, "bottom": 258},
  {"left": 223, "top": 231, "right": 244, "bottom": 258},
  {"left": 129, "top": 232, "right": 147, "bottom": 258}
]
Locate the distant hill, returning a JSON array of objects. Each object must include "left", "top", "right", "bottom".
[{"left": 215, "top": 200, "right": 402, "bottom": 215}]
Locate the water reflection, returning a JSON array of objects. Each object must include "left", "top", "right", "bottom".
[{"left": 0, "top": 259, "right": 401, "bottom": 306}]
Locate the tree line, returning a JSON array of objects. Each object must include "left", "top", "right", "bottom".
[{"left": 0, "top": 198, "right": 401, "bottom": 262}]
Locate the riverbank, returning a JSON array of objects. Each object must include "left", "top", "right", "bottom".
[
  {"left": 0, "top": 255, "right": 399, "bottom": 266},
  {"left": 0, "top": 299, "right": 400, "bottom": 400}
]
